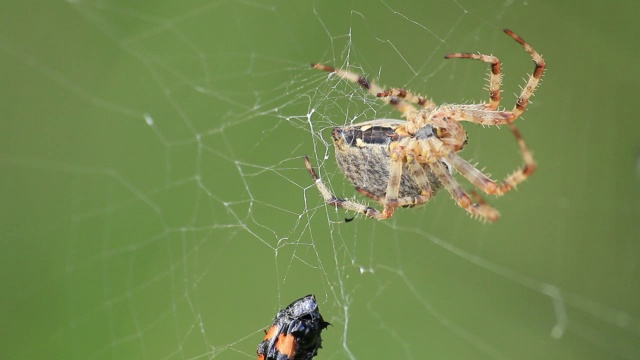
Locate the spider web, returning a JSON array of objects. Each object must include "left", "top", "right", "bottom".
[{"left": 2, "top": 0, "right": 640, "bottom": 359}]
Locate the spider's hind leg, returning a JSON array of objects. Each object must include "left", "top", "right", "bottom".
[{"left": 304, "top": 155, "right": 387, "bottom": 220}]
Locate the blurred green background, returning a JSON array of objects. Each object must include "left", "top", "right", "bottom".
[{"left": 2, "top": 0, "right": 639, "bottom": 359}]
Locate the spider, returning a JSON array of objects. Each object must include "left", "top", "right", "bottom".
[{"left": 305, "top": 29, "right": 545, "bottom": 222}]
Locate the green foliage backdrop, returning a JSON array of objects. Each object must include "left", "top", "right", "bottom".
[{"left": 2, "top": 1, "right": 639, "bottom": 359}]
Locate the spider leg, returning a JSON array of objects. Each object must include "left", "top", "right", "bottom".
[
  {"left": 304, "top": 155, "right": 387, "bottom": 220},
  {"left": 502, "top": 121, "right": 537, "bottom": 192},
  {"left": 429, "top": 160, "right": 500, "bottom": 222},
  {"left": 443, "top": 120, "right": 536, "bottom": 194},
  {"left": 397, "top": 156, "right": 435, "bottom": 207},
  {"left": 379, "top": 145, "right": 405, "bottom": 218},
  {"left": 443, "top": 152, "right": 499, "bottom": 194},
  {"left": 376, "top": 88, "right": 438, "bottom": 111},
  {"left": 405, "top": 156, "right": 434, "bottom": 198},
  {"left": 439, "top": 105, "right": 513, "bottom": 126},
  {"left": 504, "top": 29, "right": 546, "bottom": 120},
  {"left": 312, "top": 63, "right": 417, "bottom": 117},
  {"left": 445, "top": 29, "right": 546, "bottom": 122},
  {"left": 362, "top": 148, "right": 438, "bottom": 218},
  {"left": 470, "top": 190, "right": 492, "bottom": 213},
  {"left": 355, "top": 186, "right": 432, "bottom": 209},
  {"left": 356, "top": 151, "right": 435, "bottom": 211},
  {"left": 444, "top": 52, "right": 502, "bottom": 110}
]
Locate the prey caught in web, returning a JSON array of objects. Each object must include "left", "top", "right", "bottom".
[{"left": 306, "top": 29, "right": 546, "bottom": 222}]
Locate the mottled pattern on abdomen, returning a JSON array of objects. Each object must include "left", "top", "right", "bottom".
[{"left": 334, "top": 143, "right": 442, "bottom": 201}]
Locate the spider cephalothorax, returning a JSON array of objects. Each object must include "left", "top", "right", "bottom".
[{"left": 306, "top": 29, "right": 545, "bottom": 222}]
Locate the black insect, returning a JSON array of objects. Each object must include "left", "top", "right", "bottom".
[{"left": 257, "top": 294, "right": 330, "bottom": 360}]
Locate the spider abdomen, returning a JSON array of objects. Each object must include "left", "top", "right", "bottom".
[{"left": 332, "top": 120, "right": 442, "bottom": 202}]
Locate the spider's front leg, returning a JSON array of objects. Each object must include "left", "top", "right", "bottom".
[
  {"left": 311, "top": 63, "right": 417, "bottom": 116},
  {"left": 443, "top": 52, "right": 502, "bottom": 111},
  {"left": 376, "top": 88, "right": 438, "bottom": 111},
  {"left": 444, "top": 29, "right": 546, "bottom": 123}
]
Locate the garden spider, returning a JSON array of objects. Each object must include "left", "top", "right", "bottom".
[{"left": 305, "top": 29, "right": 545, "bottom": 222}]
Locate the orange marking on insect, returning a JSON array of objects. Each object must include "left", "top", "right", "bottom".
[
  {"left": 275, "top": 334, "right": 297, "bottom": 358},
  {"left": 263, "top": 325, "right": 279, "bottom": 341}
]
